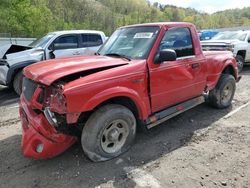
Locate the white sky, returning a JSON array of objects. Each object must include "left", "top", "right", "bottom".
[{"left": 149, "top": 0, "right": 250, "bottom": 14}]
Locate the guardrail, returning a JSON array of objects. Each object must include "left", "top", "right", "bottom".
[{"left": 0, "top": 37, "right": 36, "bottom": 46}]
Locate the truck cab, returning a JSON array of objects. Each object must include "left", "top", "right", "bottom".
[{"left": 19, "top": 22, "right": 239, "bottom": 162}]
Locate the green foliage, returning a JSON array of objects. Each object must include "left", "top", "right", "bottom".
[{"left": 0, "top": 0, "right": 249, "bottom": 37}]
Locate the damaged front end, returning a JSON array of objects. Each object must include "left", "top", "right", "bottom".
[{"left": 19, "top": 77, "right": 78, "bottom": 159}]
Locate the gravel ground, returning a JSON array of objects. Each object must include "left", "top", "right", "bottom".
[{"left": 0, "top": 66, "right": 250, "bottom": 188}]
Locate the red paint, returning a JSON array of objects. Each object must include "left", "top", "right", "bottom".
[
  {"left": 19, "top": 96, "right": 77, "bottom": 159},
  {"left": 20, "top": 22, "right": 238, "bottom": 159}
]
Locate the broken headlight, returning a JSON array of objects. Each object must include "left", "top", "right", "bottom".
[{"left": 44, "top": 107, "right": 58, "bottom": 126}]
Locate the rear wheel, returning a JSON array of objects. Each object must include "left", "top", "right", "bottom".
[
  {"left": 208, "top": 74, "right": 236, "bottom": 109},
  {"left": 236, "top": 55, "right": 244, "bottom": 73},
  {"left": 13, "top": 70, "right": 23, "bottom": 95},
  {"left": 81, "top": 104, "right": 136, "bottom": 162}
]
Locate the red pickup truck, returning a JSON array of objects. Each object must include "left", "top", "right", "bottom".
[{"left": 20, "top": 22, "right": 239, "bottom": 162}]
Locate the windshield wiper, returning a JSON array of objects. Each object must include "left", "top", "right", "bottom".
[{"left": 104, "top": 53, "right": 131, "bottom": 61}]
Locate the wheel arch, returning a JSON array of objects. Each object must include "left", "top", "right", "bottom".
[
  {"left": 77, "top": 87, "right": 150, "bottom": 121},
  {"left": 222, "top": 64, "right": 237, "bottom": 80},
  {"left": 6, "top": 60, "right": 37, "bottom": 85},
  {"left": 237, "top": 50, "right": 246, "bottom": 60},
  {"left": 206, "top": 59, "right": 238, "bottom": 91}
]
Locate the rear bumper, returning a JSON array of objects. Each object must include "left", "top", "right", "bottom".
[{"left": 19, "top": 95, "right": 77, "bottom": 159}]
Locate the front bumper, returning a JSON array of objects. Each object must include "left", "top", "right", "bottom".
[
  {"left": 19, "top": 95, "right": 77, "bottom": 159},
  {"left": 0, "top": 65, "right": 9, "bottom": 85}
]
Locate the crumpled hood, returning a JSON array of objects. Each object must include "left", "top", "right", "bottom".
[
  {"left": 24, "top": 55, "right": 129, "bottom": 85},
  {"left": 0, "top": 44, "right": 44, "bottom": 66},
  {"left": 6, "top": 48, "right": 38, "bottom": 60},
  {"left": 0, "top": 44, "right": 32, "bottom": 59}
]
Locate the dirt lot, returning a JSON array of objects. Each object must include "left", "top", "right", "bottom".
[{"left": 0, "top": 67, "right": 250, "bottom": 188}]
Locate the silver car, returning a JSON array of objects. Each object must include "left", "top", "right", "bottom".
[{"left": 0, "top": 30, "right": 107, "bottom": 94}]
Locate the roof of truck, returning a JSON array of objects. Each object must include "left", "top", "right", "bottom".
[
  {"left": 120, "top": 22, "right": 195, "bottom": 28},
  {"left": 48, "top": 30, "right": 105, "bottom": 35}
]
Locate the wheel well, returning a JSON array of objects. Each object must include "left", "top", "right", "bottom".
[
  {"left": 237, "top": 50, "right": 246, "bottom": 60},
  {"left": 9, "top": 68, "right": 23, "bottom": 85},
  {"left": 97, "top": 96, "right": 140, "bottom": 119},
  {"left": 222, "top": 65, "right": 236, "bottom": 79},
  {"left": 77, "top": 96, "right": 141, "bottom": 132}
]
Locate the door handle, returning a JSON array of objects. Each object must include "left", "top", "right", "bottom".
[
  {"left": 191, "top": 63, "right": 200, "bottom": 69},
  {"left": 73, "top": 51, "right": 81, "bottom": 55}
]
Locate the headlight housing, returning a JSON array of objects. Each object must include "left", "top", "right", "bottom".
[
  {"left": 225, "top": 44, "right": 234, "bottom": 52},
  {"left": 44, "top": 107, "right": 58, "bottom": 126},
  {"left": 48, "top": 84, "right": 67, "bottom": 113}
]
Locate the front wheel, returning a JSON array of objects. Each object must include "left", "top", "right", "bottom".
[
  {"left": 13, "top": 70, "right": 23, "bottom": 95},
  {"left": 207, "top": 74, "right": 236, "bottom": 109},
  {"left": 81, "top": 104, "right": 136, "bottom": 162}
]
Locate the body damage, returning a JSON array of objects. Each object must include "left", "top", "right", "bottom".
[
  {"left": 19, "top": 22, "right": 238, "bottom": 159},
  {"left": 19, "top": 96, "right": 76, "bottom": 159},
  {"left": 0, "top": 46, "right": 43, "bottom": 85}
]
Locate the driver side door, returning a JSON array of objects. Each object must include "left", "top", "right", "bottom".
[
  {"left": 149, "top": 27, "right": 205, "bottom": 112},
  {"left": 46, "top": 34, "right": 80, "bottom": 59}
]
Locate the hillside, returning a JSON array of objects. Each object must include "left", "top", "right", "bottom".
[{"left": 0, "top": 0, "right": 249, "bottom": 37}]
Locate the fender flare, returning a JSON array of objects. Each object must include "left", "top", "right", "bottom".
[
  {"left": 223, "top": 60, "right": 238, "bottom": 79},
  {"left": 6, "top": 60, "right": 37, "bottom": 85},
  {"left": 207, "top": 59, "right": 238, "bottom": 91},
  {"left": 79, "top": 87, "right": 150, "bottom": 120}
]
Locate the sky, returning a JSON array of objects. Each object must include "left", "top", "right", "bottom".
[{"left": 149, "top": 0, "right": 250, "bottom": 14}]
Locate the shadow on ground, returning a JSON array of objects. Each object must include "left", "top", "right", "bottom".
[
  {"left": 240, "top": 64, "right": 250, "bottom": 75},
  {"left": 0, "top": 102, "right": 234, "bottom": 188},
  {"left": 0, "top": 86, "right": 19, "bottom": 107}
]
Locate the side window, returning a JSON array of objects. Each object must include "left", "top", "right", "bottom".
[
  {"left": 159, "top": 27, "right": 194, "bottom": 58},
  {"left": 53, "top": 35, "right": 78, "bottom": 49},
  {"left": 81, "top": 34, "right": 103, "bottom": 47}
]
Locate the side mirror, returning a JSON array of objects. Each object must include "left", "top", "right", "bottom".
[
  {"left": 48, "top": 44, "right": 55, "bottom": 51},
  {"left": 248, "top": 37, "right": 250, "bottom": 43},
  {"left": 154, "top": 49, "right": 177, "bottom": 64}
]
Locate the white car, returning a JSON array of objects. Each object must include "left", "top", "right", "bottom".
[
  {"left": 201, "top": 30, "right": 250, "bottom": 72},
  {"left": 0, "top": 30, "right": 107, "bottom": 94}
]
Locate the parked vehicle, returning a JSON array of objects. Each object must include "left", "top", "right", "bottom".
[
  {"left": 198, "top": 30, "right": 219, "bottom": 41},
  {"left": 0, "top": 30, "right": 106, "bottom": 94},
  {"left": 201, "top": 30, "right": 250, "bottom": 72},
  {"left": 19, "top": 22, "right": 239, "bottom": 162}
]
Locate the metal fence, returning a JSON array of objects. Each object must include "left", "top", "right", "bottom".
[
  {"left": 0, "top": 33, "right": 11, "bottom": 38},
  {"left": 0, "top": 33, "right": 36, "bottom": 46}
]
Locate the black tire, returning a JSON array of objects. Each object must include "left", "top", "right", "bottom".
[
  {"left": 236, "top": 55, "right": 244, "bottom": 73},
  {"left": 208, "top": 74, "right": 236, "bottom": 109},
  {"left": 13, "top": 70, "right": 23, "bottom": 95},
  {"left": 81, "top": 104, "right": 136, "bottom": 162}
]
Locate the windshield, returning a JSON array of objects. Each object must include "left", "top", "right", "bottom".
[
  {"left": 29, "top": 34, "right": 55, "bottom": 48},
  {"left": 212, "top": 32, "right": 247, "bottom": 41},
  {"left": 98, "top": 26, "right": 160, "bottom": 59}
]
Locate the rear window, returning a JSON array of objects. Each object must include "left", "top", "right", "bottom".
[{"left": 81, "top": 34, "right": 103, "bottom": 47}]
